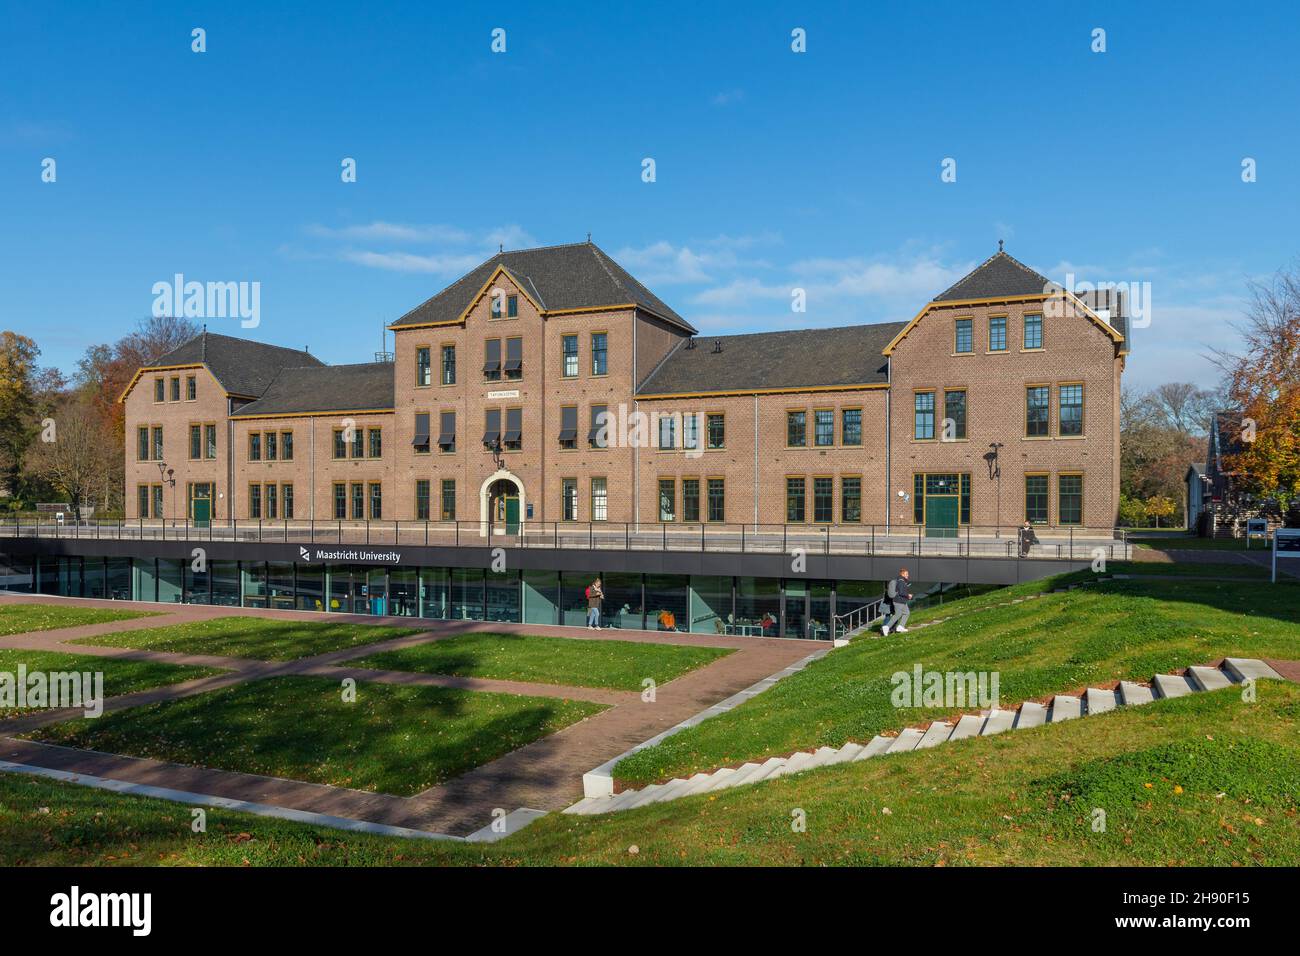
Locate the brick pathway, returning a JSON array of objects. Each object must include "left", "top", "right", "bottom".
[{"left": 0, "top": 593, "right": 813, "bottom": 836}]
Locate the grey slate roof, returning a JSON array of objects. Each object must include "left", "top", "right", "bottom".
[
  {"left": 151, "top": 331, "right": 323, "bottom": 397},
  {"left": 231, "top": 362, "right": 395, "bottom": 417},
  {"left": 636, "top": 323, "right": 905, "bottom": 395},
  {"left": 1073, "top": 287, "right": 1131, "bottom": 353},
  {"left": 934, "top": 250, "right": 1053, "bottom": 303},
  {"left": 390, "top": 242, "right": 696, "bottom": 333}
]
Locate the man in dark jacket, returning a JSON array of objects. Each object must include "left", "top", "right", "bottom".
[
  {"left": 881, "top": 568, "right": 913, "bottom": 636},
  {"left": 1018, "top": 521, "right": 1039, "bottom": 558}
]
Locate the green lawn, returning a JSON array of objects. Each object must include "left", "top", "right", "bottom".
[
  {"left": 70, "top": 616, "right": 426, "bottom": 662},
  {"left": 1111, "top": 560, "right": 1268, "bottom": 579},
  {"left": 0, "top": 603, "right": 151, "bottom": 636},
  {"left": 0, "top": 649, "right": 221, "bottom": 719},
  {"left": 613, "top": 573, "right": 1300, "bottom": 784},
  {"left": 349, "top": 632, "right": 733, "bottom": 690},
  {"left": 3, "top": 683, "right": 1297, "bottom": 866},
  {"left": 1131, "top": 536, "right": 1252, "bottom": 551},
  {"left": 28, "top": 675, "right": 606, "bottom": 795}
]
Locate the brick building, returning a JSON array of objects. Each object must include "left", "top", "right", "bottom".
[{"left": 122, "top": 241, "right": 1128, "bottom": 535}]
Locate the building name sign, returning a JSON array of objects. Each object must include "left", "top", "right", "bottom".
[
  {"left": 487, "top": 389, "right": 520, "bottom": 399},
  {"left": 297, "top": 546, "right": 402, "bottom": 565}
]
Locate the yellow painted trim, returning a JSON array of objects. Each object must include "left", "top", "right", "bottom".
[
  {"left": 230, "top": 408, "right": 395, "bottom": 421},
  {"left": 637, "top": 382, "right": 888, "bottom": 400}
]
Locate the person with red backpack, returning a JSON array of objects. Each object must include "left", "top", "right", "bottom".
[{"left": 586, "top": 576, "right": 603, "bottom": 629}]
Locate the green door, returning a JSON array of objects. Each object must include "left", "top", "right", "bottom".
[
  {"left": 925, "top": 496, "right": 959, "bottom": 538},
  {"left": 191, "top": 487, "right": 211, "bottom": 528},
  {"left": 505, "top": 496, "right": 520, "bottom": 534}
]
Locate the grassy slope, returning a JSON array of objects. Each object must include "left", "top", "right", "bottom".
[
  {"left": 0, "top": 603, "right": 151, "bottom": 636},
  {"left": 350, "top": 632, "right": 733, "bottom": 690},
  {"left": 28, "top": 675, "right": 605, "bottom": 796},
  {"left": 614, "top": 574, "right": 1300, "bottom": 784},
  {"left": 70, "top": 616, "right": 426, "bottom": 661},
  {"left": 3, "top": 684, "right": 1297, "bottom": 866},
  {"left": 0, "top": 649, "right": 221, "bottom": 719}
]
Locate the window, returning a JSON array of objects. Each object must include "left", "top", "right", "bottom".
[
  {"left": 504, "top": 337, "right": 523, "bottom": 380},
  {"left": 1058, "top": 474, "right": 1083, "bottom": 524},
  {"left": 682, "top": 478, "right": 700, "bottom": 522},
  {"left": 351, "top": 428, "right": 363, "bottom": 459},
  {"left": 1059, "top": 384, "right": 1084, "bottom": 437},
  {"left": 368, "top": 427, "right": 382, "bottom": 459},
  {"left": 490, "top": 292, "right": 505, "bottom": 319},
  {"left": 154, "top": 378, "right": 165, "bottom": 402},
  {"left": 1026, "top": 386, "right": 1050, "bottom": 437},
  {"left": 483, "top": 339, "right": 501, "bottom": 381},
  {"left": 249, "top": 483, "right": 262, "bottom": 519},
  {"left": 787, "top": 410, "right": 806, "bottom": 447},
  {"left": 503, "top": 408, "right": 522, "bottom": 450},
  {"left": 1024, "top": 313, "right": 1044, "bottom": 349},
  {"left": 333, "top": 430, "right": 346, "bottom": 459},
  {"left": 841, "top": 476, "right": 862, "bottom": 522},
  {"left": 960, "top": 473, "right": 971, "bottom": 525},
  {"left": 944, "top": 389, "right": 967, "bottom": 440},
  {"left": 706, "top": 478, "right": 725, "bottom": 522},
  {"left": 591, "top": 332, "right": 608, "bottom": 376},
  {"left": 265, "top": 482, "right": 277, "bottom": 520},
  {"left": 351, "top": 483, "right": 364, "bottom": 520},
  {"left": 558, "top": 405, "right": 578, "bottom": 450},
  {"left": 706, "top": 413, "right": 725, "bottom": 449},
  {"left": 483, "top": 408, "right": 501, "bottom": 446},
  {"left": 413, "top": 413, "right": 431, "bottom": 454},
  {"left": 137, "top": 485, "right": 149, "bottom": 518},
  {"left": 914, "top": 391, "right": 935, "bottom": 440},
  {"left": 414, "top": 479, "right": 430, "bottom": 520},
  {"left": 659, "top": 478, "right": 676, "bottom": 521},
  {"left": 333, "top": 483, "right": 346, "bottom": 519},
  {"left": 561, "top": 478, "right": 578, "bottom": 521},
  {"left": 913, "top": 473, "right": 925, "bottom": 524},
  {"left": 508, "top": 294, "right": 518, "bottom": 317},
  {"left": 186, "top": 375, "right": 196, "bottom": 401},
  {"left": 683, "top": 413, "right": 700, "bottom": 451},
  {"left": 265, "top": 431, "right": 277, "bottom": 461},
  {"left": 137, "top": 427, "right": 149, "bottom": 461},
  {"left": 151, "top": 485, "right": 164, "bottom": 519},
  {"left": 282, "top": 485, "right": 294, "bottom": 519},
  {"left": 438, "top": 411, "right": 456, "bottom": 452},
  {"left": 1025, "top": 474, "right": 1049, "bottom": 524},
  {"left": 813, "top": 477, "right": 833, "bottom": 523},
  {"left": 281, "top": 431, "right": 293, "bottom": 461},
  {"left": 658, "top": 415, "right": 676, "bottom": 449},
  {"left": 369, "top": 482, "right": 383, "bottom": 520},
  {"left": 589, "top": 405, "right": 608, "bottom": 448},
  {"left": 440, "top": 479, "right": 456, "bottom": 521},
  {"left": 841, "top": 408, "right": 862, "bottom": 446},
  {"left": 441, "top": 345, "right": 456, "bottom": 385},
  {"left": 151, "top": 426, "right": 164, "bottom": 461},
  {"left": 989, "top": 316, "right": 1007, "bottom": 352},
  {"left": 814, "top": 409, "right": 834, "bottom": 447},
  {"left": 416, "top": 347, "right": 431, "bottom": 387},
  {"left": 189, "top": 425, "right": 201, "bottom": 460},
  {"left": 561, "top": 334, "right": 578, "bottom": 377},
  {"left": 955, "top": 318, "right": 973, "bottom": 353},
  {"left": 786, "top": 477, "right": 806, "bottom": 522},
  {"left": 205, "top": 424, "right": 217, "bottom": 460},
  {"left": 170, "top": 376, "right": 180, "bottom": 401},
  {"left": 591, "top": 478, "right": 608, "bottom": 521}
]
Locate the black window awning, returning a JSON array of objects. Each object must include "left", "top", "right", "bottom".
[
  {"left": 437, "top": 432, "right": 455, "bottom": 448},
  {"left": 482, "top": 429, "right": 500, "bottom": 445},
  {"left": 503, "top": 358, "right": 522, "bottom": 372},
  {"left": 558, "top": 427, "right": 577, "bottom": 442},
  {"left": 503, "top": 429, "right": 522, "bottom": 444}
]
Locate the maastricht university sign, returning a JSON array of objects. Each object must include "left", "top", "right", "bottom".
[{"left": 295, "top": 546, "right": 403, "bottom": 565}]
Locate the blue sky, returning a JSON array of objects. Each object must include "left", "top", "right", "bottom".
[{"left": 2, "top": 1, "right": 1296, "bottom": 390}]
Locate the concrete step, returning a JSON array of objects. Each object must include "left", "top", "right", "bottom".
[
  {"left": 916, "top": 722, "right": 954, "bottom": 750},
  {"left": 715, "top": 762, "right": 765, "bottom": 789},
  {"left": 1188, "top": 665, "right": 1234, "bottom": 692},
  {"left": 622, "top": 783, "right": 671, "bottom": 810},
  {"left": 747, "top": 757, "right": 789, "bottom": 783},
  {"left": 1048, "top": 696, "right": 1082, "bottom": 721},
  {"left": 822, "top": 742, "right": 865, "bottom": 765},
  {"left": 885, "top": 728, "right": 925, "bottom": 753},
  {"left": 563, "top": 797, "right": 601, "bottom": 815},
  {"left": 1084, "top": 688, "right": 1118, "bottom": 715},
  {"left": 809, "top": 746, "right": 840, "bottom": 766},
  {"left": 689, "top": 767, "right": 736, "bottom": 795},
  {"left": 1152, "top": 673, "right": 1195, "bottom": 699},
  {"left": 1223, "top": 658, "right": 1283, "bottom": 683},
  {"left": 604, "top": 786, "right": 654, "bottom": 812},
  {"left": 1118, "top": 681, "right": 1155, "bottom": 706},
  {"left": 676, "top": 771, "right": 721, "bottom": 798},
  {"left": 948, "top": 714, "right": 985, "bottom": 740},
  {"left": 856, "top": 735, "right": 894, "bottom": 759},
  {"left": 1013, "top": 702, "right": 1046, "bottom": 729},
  {"left": 771, "top": 751, "right": 816, "bottom": 779},
  {"left": 980, "top": 709, "right": 1015, "bottom": 735}
]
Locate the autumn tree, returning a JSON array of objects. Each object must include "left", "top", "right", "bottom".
[{"left": 24, "top": 392, "right": 118, "bottom": 520}]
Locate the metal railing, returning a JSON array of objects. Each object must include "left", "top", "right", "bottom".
[
  {"left": 832, "top": 598, "right": 886, "bottom": 642},
  {"left": 0, "top": 517, "right": 1130, "bottom": 561}
]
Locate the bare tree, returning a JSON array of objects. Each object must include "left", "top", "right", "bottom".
[
  {"left": 24, "top": 394, "right": 117, "bottom": 520},
  {"left": 1150, "top": 382, "right": 1216, "bottom": 436}
]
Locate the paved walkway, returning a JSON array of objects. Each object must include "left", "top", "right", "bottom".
[{"left": 0, "top": 593, "right": 814, "bottom": 836}]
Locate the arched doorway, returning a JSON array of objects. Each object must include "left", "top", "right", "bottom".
[{"left": 478, "top": 469, "right": 525, "bottom": 536}]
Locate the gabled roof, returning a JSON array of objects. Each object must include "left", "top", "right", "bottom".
[
  {"left": 231, "top": 362, "right": 395, "bottom": 418},
  {"left": 147, "top": 331, "right": 323, "bottom": 397},
  {"left": 637, "top": 323, "right": 903, "bottom": 397},
  {"left": 389, "top": 241, "right": 696, "bottom": 333},
  {"left": 933, "top": 250, "right": 1053, "bottom": 302}
]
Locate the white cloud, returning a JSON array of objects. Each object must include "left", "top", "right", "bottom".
[
  {"left": 711, "top": 89, "right": 745, "bottom": 107},
  {"left": 305, "top": 222, "right": 470, "bottom": 243},
  {"left": 340, "top": 249, "right": 484, "bottom": 275}
]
